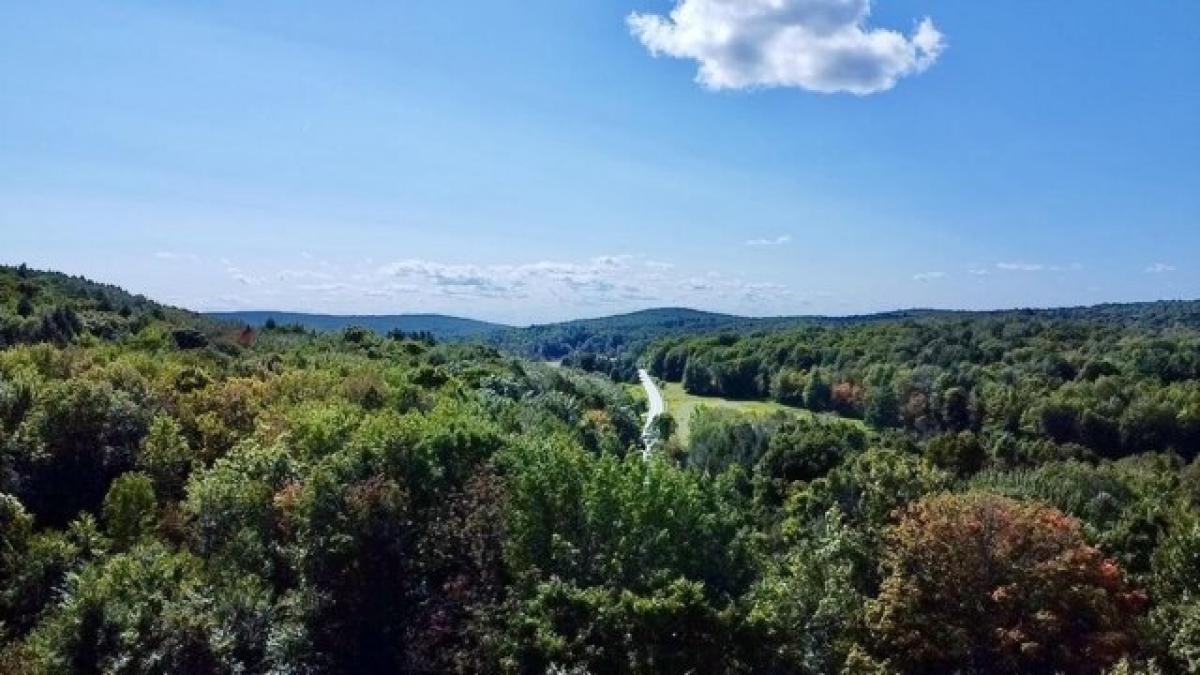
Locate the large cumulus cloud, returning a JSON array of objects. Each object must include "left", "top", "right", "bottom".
[{"left": 628, "top": 0, "right": 945, "bottom": 95}]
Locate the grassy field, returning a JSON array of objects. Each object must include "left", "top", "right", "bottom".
[{"left": 659, "top": 382, "right": 862, "bottom": 443}]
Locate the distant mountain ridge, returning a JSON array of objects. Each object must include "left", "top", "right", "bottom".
[
  {"left": 209, "top": 311, "right": 510, "bottom": 339},
  {"left": 209, "top": 300, "right": 1200, "bottom": 356},
  {"left": 486, "top": 300, "right": 1200, "bottom": 381},
  {"left": 5, "top": 263, "right": 1198, "bottom": 380}
]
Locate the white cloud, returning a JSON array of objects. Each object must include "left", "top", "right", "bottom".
[
  {"left": 995, "top": 262, "right": 1082, "bottom": 273},
  {"left": 912, "top": 271, "right": 944, "bottom": 282},
  {"left": 296, "top": 283, "right": 352, "bottom": 293},
  {"left": 628, "top": 0, "right": 945, "bottom": 94},
  {"left": 220, "top": 259, "right": 263, "bottom": 286},
  {"left": 198, "top": 253, "right": 794, "bottom": 320},
  {"left": 376, "top": 257, "right": 651, "bottom": 301},
  {"left": 378, "top": 259, "right": 514, "bottom": 297},
  {"left": 740, "top": 281, "right": 791, "bottom": 297},
  {"left": 381, "top": 255, "right": 795, "bottom": 307},
  {"left": 967, "top": 268, "right": 990, "bottom": 276},
  {"left": 745, "top": 234, "right": 792, "bottom": 246},
  {"left": 154, "top": 251, "right": 199, "bottom": 262},
  {"left": 1146, "top": 262, "right": 1176, "bottom": 274},
  {"left": 276, "top": 269, "right": 335, "bottom": 282},
  {"left": 995, "top": 262, "right": 1044, "bottom": 272}
]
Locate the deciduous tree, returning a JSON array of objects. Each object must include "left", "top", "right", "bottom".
[{"left": 866, "top": 493, "right": 1145, "bottom": 674}]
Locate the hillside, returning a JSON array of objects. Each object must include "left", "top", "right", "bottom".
[
  {"left": 647, "top": 300, "right": 1200, "bottom": 457},
  {"left": 486, "top": 307, "right": 814, "bottom": 380},
  {"left": 2, "top": 269, "right": 1200, "bottom": 672},
  {"left": 209, "top": 310, "right": 509, "bottom": 340},
  {"left": 488, "top": 300, "right": 1200, "bottom": 382},
  {"left": 208, "top": 301, "right": 1200, "bottom": 385},
  {"left": 0, "top": 264, "right": 233, "bottom": 348},
  {"left": 0, "top": 268, "right": 652, "bottom": 673}
]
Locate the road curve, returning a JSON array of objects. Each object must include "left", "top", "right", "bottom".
[{"left": 638, "top": 368, "right": 665, "bottom": 457}]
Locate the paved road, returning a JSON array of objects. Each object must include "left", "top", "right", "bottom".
[{"left": 638, "top": 368, "right": 665, "bottom": 457}]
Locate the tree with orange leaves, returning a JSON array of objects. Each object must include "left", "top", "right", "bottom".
[{"left": 865, "top": 493, "right": 1146, "bottom": 674}]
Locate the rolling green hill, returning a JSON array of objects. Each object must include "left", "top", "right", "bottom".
[
  {"left": 209, "top": 310, "right": 511, "bottom": 339},
  {"left": 215, "top": 301, "right": 1200, "bottom": 384},
  {"left": 0, "top": 264, "right": 233, "bottom": 348},
  {"left": 484, "top": 301, "right": 1200, "bottom": 381},
  {"left": 484, "top": 307, "right": 816, "bottom": 379}
]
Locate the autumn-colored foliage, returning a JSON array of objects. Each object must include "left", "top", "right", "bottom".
[
  {"left": 866, "top": 492, "right": 1146, "bottom": 674},
  {"left": 831, "top": 381, "right": 865, "bottom": 417}
]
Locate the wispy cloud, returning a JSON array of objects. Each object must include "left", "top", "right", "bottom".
[
  {"left": 745, "top": 234, "right": 792, "bottom": 247},
  {"left": 296, "top": 282, "right": 351, "bottom": 293},
  {"left": 628, "top": 0, "right": 945, "bottom": 95},
  {"left": 276, "top": 269, "right": 335, "bottom": 282},
  {"left": 740, "top": 281, "right": 791, "bottom": 300},
  {"left": 370, "top": 255, "right": 792, "bottom": 311},
  {"left": 912, "top": 271, "right": 945, "bottom": 282},
  {"left": 376, "top": 256, "right": 662, "bottom": 302},
  {"left": 154, "top": 251, "right": 199, "bottom": 262},
  {"left": 996, "top": 262, "right": 1044, "bottom": 272},
  {"left": 378, "top": 259, "right": 516, "bottom": 298},
  {"left": 197, "top": 252, "right": 795, "bottom": 320},
  {"left": 995, "top": 262, "right": 1082, "bottom": 273},
  {"left": 1146, "top": 262, "right": 1176, "bottom": 274},
  {"left": 221, "top": 259, "right": 263, "bottom": 286}
]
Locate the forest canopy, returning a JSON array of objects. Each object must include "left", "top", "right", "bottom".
[{"left": 1, "top": 264, "right": 1199, "bottom": 674}]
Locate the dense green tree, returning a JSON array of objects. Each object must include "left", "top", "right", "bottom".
[
  {"left": 137, "top": 415, "right": 194, "bottom": 498},
  {"left": 682, "top": 357, "right": 713, "bottom": 395},
  {"left": 687, "top": 407, "right": 777, "bottom": 475},
  {"left": 941, "top": 385, "right": 972, "bottom": 431},
  {"left": 1150, "top": 511, "right": 1200, "bottom": 672},
  {"left": 755, "top": 417, "right": 869, "bottom": 506},
  {"left": 651, "top": 412, "right": 677, "bottom": 444},
  {"left": 786, "top": 447, "right": 951, "bottom": 555},
  {"left": 502, "top": 440, "right": 752, "bottom": 670},
  {"left": 102, "top": 472, "right": 156, "bottom": 548},
  {"left": 1040, "top": 400, "right": 1080, "bottom": 443},
  {"left": 864, "top": 384, "right": 901, "bottom": 429},
  {"left": 1122, "top": 401, "right": 1179, "bottom": 454},
  {"left": 804, "top": 370, "right": 833, "bottom": 412},
  {"left": 923, "top": 431, "right": 987, "bottom": 477},
  {"left": 771, "top": 368, "right": 807, "bottom": 407},
  {"left": 744, "top": 508, "right": 869, "bottom": 673},
  {"left": 1080, "top": 409, "right": 1123, "bottom": 457},
  {"left": 28, "top": 543, "right": 272, "bottom": 673},
  {"left": 7, "top": 378, "right": 148, "bottom": 526}
]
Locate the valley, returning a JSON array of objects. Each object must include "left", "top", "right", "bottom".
[{"left": 2, "top": 264, "right": 1198, "bottom": 673}]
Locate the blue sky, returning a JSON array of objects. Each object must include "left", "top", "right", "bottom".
[{"left": 1, "top": 0, "right": 1197, "bottom": 324}]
